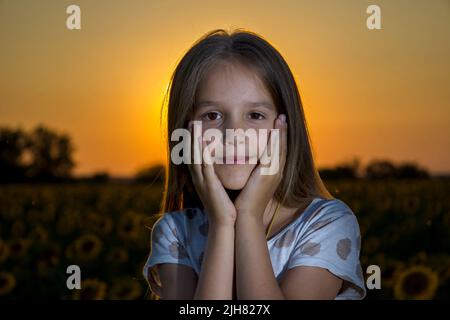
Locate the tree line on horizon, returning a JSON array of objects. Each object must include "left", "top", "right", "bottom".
[{"left": 0, "top": 125, "right": 436, "bottom": 184}]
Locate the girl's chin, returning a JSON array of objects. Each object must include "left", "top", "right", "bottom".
[{"left": 220, "top": 181, "right": 246, "bottom": 190}]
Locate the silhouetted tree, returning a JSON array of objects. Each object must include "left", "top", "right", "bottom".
[
  {"left": 89, "top": 171, "right": 110, "bottom": 183},
  {"left": 26, "top": 126, "right": 75, "bottom": 181},
  {"left": 0, "top": 127, "right": 28, "bottom": 182},
  {"left": 365, "top": 160, "right": 397, "bottom": 179},
  {"left": 319, "top": 158, "right": 361, "bottom": 180},
  {"left": 0, "top": 125, "right": 75, "bottom": 182},
  {"left": 395, "top": 162, "right": 429, "bottom": 179},
  {"left": 364, "top": 159, "right": 430, "bottom": 179}
]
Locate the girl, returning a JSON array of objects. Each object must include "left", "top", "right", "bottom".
[{"left": 143, "top": 29, "right": 366, "bottom": 300}]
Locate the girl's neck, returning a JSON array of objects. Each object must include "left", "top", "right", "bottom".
[
  {"left": 224, "top": 188, "right": 242, "bottom": 203},
  {"left": 225, "top": 188, "right": 280, "bottom": 219}
]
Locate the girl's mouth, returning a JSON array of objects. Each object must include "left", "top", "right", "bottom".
[{"left": 222, "top": 155, "right": 250, "bottom": 164}]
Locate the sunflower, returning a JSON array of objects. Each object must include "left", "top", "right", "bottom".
[
  {"left": 362, "top": 237, "right": 380, "bottom": 255},
  {"left": 72, "top": 278, "right": 107, "bottom": 300},
  {"left": 402, "top": 196, "right": 420, "bottom": 214},
  {"left": 40, "top": 203, "right": 57, "bottom": 223},
  {"left": 0, "top": 240, "right": 9, "bottom": 264},
  {"left": 26, "top": 209, "right": 41, "bottom": 223},
  {"left": 56, "top": 210, "right": 82, "bottom": 236},
  {"left": 3, "top": 202, "right": 22, "bottom": 220},
  {"left": 65, "top": 243, "right": 76, "bottom": 261},
  {"left": 410, "top": 251, "right": 428, "bottom": 265},
  {"left": 379, "top": 197, "right": 392, "bottom": 212},
  {"left": 394, "top": 265, "right": 439, "bottom": 300},
  {"left": 117, "top": 211, "right": 142, "bottom": 241},
  {"left": 425, "top": 200, "right": 443, "bottom": 220},
  {"left": 37, "top": 246, "right": 60, "bottom": 276},
  {"left": 350, "top": 199, "right": 361, "bottom": 215},
  {"left": 31, "top": 224, "right": 49, "bottom": 244},
  {"left": 109, "top": 279, "right": 142, "bottom": 300},
  {"left": 106, "top": 247, "right": 129, "bottom": 264},
  {"left": 11, "top": 220, "right": 27, "bottom": 238},
  {"left": 0, "top": 272, "right": 16, "bottom": 296},
  {"left": 8, "top": 238, "right": 31, "bottom": 259},
  {"left": 85, "top": 212, "right": 114, "bottom": 236},
  {"left": 72, "top": 234, "right": 103, "bottom": 262},
  {"left": 382, "top": 260, "right": 405, "bottom": 289}
]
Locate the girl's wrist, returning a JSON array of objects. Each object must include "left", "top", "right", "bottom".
[
  {"left": 236, "top": 212, "right": 264, "bottom": 226},
  {"left": 209, "top": 217, "right": 236, "bottom": 230},
  {"left": 236, "top": 208, "right": 265, "bottom": 221}
]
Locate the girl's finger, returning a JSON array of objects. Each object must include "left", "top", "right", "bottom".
[
  {"left": 202, "top": 139, "right": 216, "bottom": 182},
  {"left": 279, "top": 114, "right": 288, "bottom": 170},
  {"left": 258, "top": 127, "right": 272, "bottom": 169},
  {"left": 188, "top": 121, "right": 203, "bottom": 182},
  {"left": 186, "top": 122, "right": 196, "bottom": 178}
]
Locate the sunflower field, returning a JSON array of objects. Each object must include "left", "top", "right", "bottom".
[
  {"left": 0, "top": 183, "right": 163, "bottom": 300},
  {"left": 0, "top": 179, "right": 449, "bottom": 299}
]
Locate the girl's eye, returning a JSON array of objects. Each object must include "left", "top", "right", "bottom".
[
  {"left": 248, "top": 112, "right": 266, "bottom": 120},
  {"left": 202, "top": 111, "right": 222, "bottom": 121}
]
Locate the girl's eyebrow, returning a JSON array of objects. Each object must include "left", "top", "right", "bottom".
[
  {"left": 245, "top": 101, "right": 275, "bottom": 110},
  {"left": 195, "top": 100, "right": 222, "bottom": 108},
  {"left": 195, "top": 100, "right": 275, "bottom": 110}
]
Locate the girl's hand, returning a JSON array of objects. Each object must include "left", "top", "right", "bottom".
[
  {"left": 187, "top": 121, "right": 237, "bottom": 227},
  {"left": 234, "top": 114, "right": 288, "bottom": 219}
]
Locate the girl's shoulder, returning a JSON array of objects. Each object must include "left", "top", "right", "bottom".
[
  {"left": 301, "top": 197, "right": 357, "bottom": 224},
  {"left": 162, "top": 207, "right": 205, "bottom": 222},
  {"left": 294, "top": 197, "right": 361, "bottom": 240},
  {"left": 153, "top": 207, "right": 205, "bottom": 235}
]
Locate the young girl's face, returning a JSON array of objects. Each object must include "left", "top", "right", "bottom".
[{"left": 191, "top": 60, "right": 279, "bottom": 190}]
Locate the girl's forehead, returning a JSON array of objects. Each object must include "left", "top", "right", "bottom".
[{"left": 196, "top": 61, "right": 275, "bottom": 108}]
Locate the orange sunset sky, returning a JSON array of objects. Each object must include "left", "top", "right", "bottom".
[{"left": 1, "top": 0, "right": 449, "bottom": 176}]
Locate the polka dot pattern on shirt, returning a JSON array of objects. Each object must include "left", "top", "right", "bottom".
[
  {"left": 169, "top": 241, "right": 188, "bottom": 259},
  {"left": 300, "top": 241, "right": 321, "bottom": 256},
  {"left": 198, "top": 221, "right": 209, "bottom": 237},
  {"left": 336, "top": 238, "right": 352, "bottom": 260},
  {"left": 186, "top": 208, "right": 196, "bottom": 219},
  {"left": 309, "top": 217, "right": 333, "bottom": 231},
  {"left": 273, "top": 229, "right": 296, "bottom": 248}
]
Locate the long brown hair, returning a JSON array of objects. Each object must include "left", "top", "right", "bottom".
[{"left": 159, "top": 28, "right": 333, "bottom": 216}]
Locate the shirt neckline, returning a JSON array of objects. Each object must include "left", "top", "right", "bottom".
[
  {"left": 198, "top": 197, "right": 323, "bottom": 242},
  {"left": 266, "top": 197, "right": 322, "bottom": 243}
]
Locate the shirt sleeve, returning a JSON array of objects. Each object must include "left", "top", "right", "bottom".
[
  {"left": 142, "top": 213, "right": 194, "bottom": 279},
  {"left": 286, "top": 203, "right": 366, "bottom": 299}
]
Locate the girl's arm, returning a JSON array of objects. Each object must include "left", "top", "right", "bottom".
[
  {"left": 233, "top": 114, "right": 287, "bottom": 299},
  {"left": 235, "top": 214, "right": 284, "bottom": 299},
  {"left": 154, "top": 264, "right": 198, "bottom": 299},
  {"left": 187, "top": 121, "right": 238, "bottom": 299},
  {"left": 233, "top": 114, "right": 340, "bottom": 299},
  {"left": 148, "top": 220, "right": 235, "bottom": 300},
  {"left": 194, "top": 221, "right": 235, "bottom": 299},
  {"left": 235, "top": 215, "right": 342, "bottom": 299}
]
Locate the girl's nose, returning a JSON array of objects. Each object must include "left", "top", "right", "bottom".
[
  {"left": 222, "top": 117, "right": 247, "bottom": 146},
  {"left": 222, "top": 115, "right": 247, "bottom": 132}
]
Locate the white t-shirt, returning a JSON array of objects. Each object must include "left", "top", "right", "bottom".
[{"left": 143, "top": 197, "right": 366, "bottom": 299}]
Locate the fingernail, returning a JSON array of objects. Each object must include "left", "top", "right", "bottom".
[{"left": 279, "top": 114, "right": 286, "bottom": 123}]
